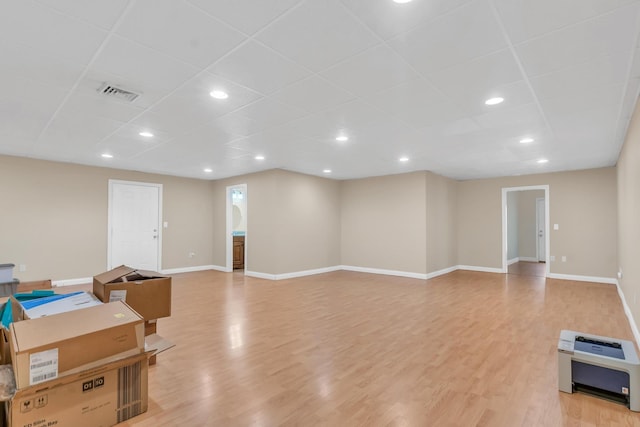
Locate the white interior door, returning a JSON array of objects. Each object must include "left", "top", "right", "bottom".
[
  {"left": 109, "top": 180, "right": 162, "bottom": 271},
  {"left": 536, "top": 198, "right": 545, "bottom": 262}
]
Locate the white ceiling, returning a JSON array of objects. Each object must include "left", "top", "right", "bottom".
[{"left": 1, "top": 0, "right": 640, "bottom": 181}]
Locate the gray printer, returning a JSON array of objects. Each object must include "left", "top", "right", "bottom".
[{"left": 558, "top": 329, "right": 640, "bottom": 411}]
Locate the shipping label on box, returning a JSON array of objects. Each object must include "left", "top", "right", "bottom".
[
  {"left": 9, "top": 353, "right": 149, "bottom": 427},
  {"left": 10, "top": 301, "right": 144, "bottom": 389}
]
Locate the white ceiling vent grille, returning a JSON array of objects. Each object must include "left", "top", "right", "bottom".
[{"left": 97, "top": 83, "right": 141, "bottom": 103}]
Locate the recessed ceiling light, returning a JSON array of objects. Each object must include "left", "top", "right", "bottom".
[
  {"left": 101, "top": 153, "right": 113, "bottom": 159},
  {"left": 210, "top": 90, "right": 229, "bottom": 100},
  {"left": 537, "top": 158, "right": 549, "bottom": 164},
  {"left": 520, "top": 137, "right": 534, "bottom": 143},
  {"left": 336, "top": 135, "right": 348, "bottom": 142},
  {"left": 485, "top": 97, "right": 504, "bottom": 106},
  {"left": 255, "top": 155, "right": 265, "bottom": 160},
  {"left": 139, "top": 131, "right": 154, "bottom": 138},
  {"left": 323, "top": 169, "right": 332, "bottom": 174},
  {"left": 399, "top": 156, "right": 409, "bottom": 162},
  {"left": 203, "top": 168, "right": 213, "bottom": 173}
]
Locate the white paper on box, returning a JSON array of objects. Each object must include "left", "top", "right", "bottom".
[
  {"left": 109, "top": 289, "right": 127, "bottom": 303},
  {"left": 30, "top": 348, "right": 58, "bottom": 385},
  {"left": 25, "top": 291, "right": 103, "bottom": 318}
]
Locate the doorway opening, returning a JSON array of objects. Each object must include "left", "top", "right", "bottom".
[
  {"left": 501, "top": 185, "right": 549, "bottom": 277},
  {"left": 226, "top": 184, "right": 247, "bottom": 273}
]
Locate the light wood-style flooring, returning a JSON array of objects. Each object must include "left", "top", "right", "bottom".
[{"left": 66, "top": 267, "right": 639, "bottom": 426}]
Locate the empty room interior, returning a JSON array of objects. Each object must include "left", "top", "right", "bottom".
[{"left": 2, "top": 0, "right": 640, "bottom": 426}]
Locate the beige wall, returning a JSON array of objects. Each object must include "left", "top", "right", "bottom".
[
  {"left": 458, "top": 168, "right": 617, "bottom": 278},
  {"left": 425, "top": 172, "right": 458, "bottom": 273},
  {"left": 341, "top": 172, "right": 427, "bottom": 274},
  {"left": 0, "top": 155, "right": 215, "bottom": 281},
  {"left": 617, "top": 99, "right": 640, "bottom": 333},
  {"left": 517, "top": 190, "right": 544, "bottom": 259},
  {"left": 507, "top": 192, "right": 519, "bottom": 260},
  {"left": 212, "top": 169, "right": 341, "bottom": 275}
]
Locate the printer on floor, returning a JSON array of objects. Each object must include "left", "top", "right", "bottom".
[{"left": 558, "top": 329, "right": 640, "bottom": 411}]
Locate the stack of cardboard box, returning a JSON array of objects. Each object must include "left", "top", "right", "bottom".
[{"left": 0, "top": 265, "right": 173, "bottom": 427}]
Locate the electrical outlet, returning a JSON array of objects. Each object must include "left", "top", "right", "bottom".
[
  {"left": 561, "top": 256, "right": 567, "bottom": 262},
  {"left": 550, "top": 255, "right": 555, "bottom": 262},
  {"left": 618, "top": 268, "right": 623, "bottom": 279},
  {"left": 188, "top": 252, "right": 195, "bottom": 258},
  {"left": 19, "top": 264, "right": 26, "bottom": 272}
]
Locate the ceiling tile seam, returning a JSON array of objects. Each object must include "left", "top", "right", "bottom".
[
  {"left": 95, "top": 0, "right": 315, "bottom": 156},
  {"left": 335, "top": 0, "right": 486, "bottom": 133},
  {"left": 31, "top": 0, "right": 121, "bottom": 33},
  {"left": 30, "top": 0, "right": 137, "bottom": 153},
  {"left": 611, "top": 5, "right": 640, "bottom": 157},
  {"left": 487, "top": 0, "right": 554, "bottom": 144}
]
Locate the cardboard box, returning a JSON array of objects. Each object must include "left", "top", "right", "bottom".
[
  {"left": 93, "top": 265, "right": 172, "bottom": 320},
  {"left": 16, "top": 279, "right": 52, "bottom": 293},
  {"left": 7, "top": 352, "right": 148, "bottom": 427},
  {"left": 9, "top": 301, "right": 144, "bottom": 389}
]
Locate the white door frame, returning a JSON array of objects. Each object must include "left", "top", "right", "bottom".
[
  {"left": 501, "top": 185, "right": 549, "bottom": 275},
  {"left": 108, "top": 179, "right": 163, "bottom": 271},
  {"left": 226, "top": 184, "right": 247, "bottom": 273},
  {"left": 535, "top": 197, "right": 545, "bottom": 262}
]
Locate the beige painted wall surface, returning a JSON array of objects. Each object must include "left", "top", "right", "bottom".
[
  {"left": 425, "top": 172, "right": 457, "bottom": 273},
  {"left": 517, "top": 190, "right": 544, "bottom": 259},
  {"left": 341, "top": 172, "right": 427, "bottom": 274},
  {"left": 458, "top": 168, "right": 617, "bottom": 278},
  {"left": 0, "top": 155, "right": 215, "bottom": 281},
  {"left": 212, "top": 169, "right": 341, "bottom": 275},
  {"left": 507, "top": 192, "right": 519, "bottom": 261},
  {"left": 617, "top": 99, "right": 640, "bottom": 334}
]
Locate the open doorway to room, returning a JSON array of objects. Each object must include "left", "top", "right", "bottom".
[
  {"left": 226, "top": 184, "right": 247, "bottom": 273},
  {"left": 502, "top": 185, "right": 550, "bottom": 277}
]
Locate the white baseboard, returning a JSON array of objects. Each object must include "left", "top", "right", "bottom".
[
  {"left": 426, "top": 265, "right": 459, "bottom": 279},
  {"left": 546, "top": 273, "right": 617, "bottom": 285},
  {"left": 244, "top": 270, "right": 276, "bottom": 280},
  {"left": 507, "top": 257, "right": 519, "bottom": 265},
  {"left": 274, "top": 266, "right": 342, "bottom": 280},
  {"left": 340, "top": 265, "right": 428, "bottom": 280},
  {"left": 161, "top": 265, "right": 227, "bottom": 274},
  {"left": 615, "top": 280, "right": 640, "bottom": 348},
  {"left": 53, "top": 277, "right": 92, "bottom": 287},
  {"left": 519, "top": 257, "right": 539, "bottom": 262},
  {"left": 458, "top": 265, "right": 504, "bottom": 274}
]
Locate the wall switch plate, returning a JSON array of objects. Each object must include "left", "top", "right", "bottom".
[
  {"left": 550, "top": 255, "right": 556, "bottom": 262},
  {"left": 19, "top": 264, "right": 26, "bottom": 272},
  {"left": 561, "top": 256, "right": 567, "bottom": 262},
  {"left": 554, "top": 224, "right": 559, "bottom": 230},
  {"left": 163, "top": 221, "right": 168, "bottom": 228}
]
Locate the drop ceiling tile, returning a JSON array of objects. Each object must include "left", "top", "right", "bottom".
[
  {"left": 530, "top": 53, "right": 630, "bottom": 102},
  {"left": 320, "top": 44, "right": 420, "bottom": 97},
  {"left": 515, "top": 3, "right": 640, "bottom": 77},
  {"left": 0, "top": 1, "right": 108, "bottom": 65},
  {"left": 281, "top": 99, "right": 389, "bottom": 141},
  {"left": 90, "top": 35, "right": 201, "bottom": 100},
  {"left": 473, "top": 103, "right": 547, "bottom": 132},
  {"left": 453, "top": 80, "right": 537, "bottom": 116},
  {"left": 209, "top": 40, "right": 310, "bottom": 95},
  {"left": 34, "top": 0, "right": 130, "bottom": 30},
  {"left": 363, "top": 79, "right": 467, "bottom": 129},
  {"left": 272, "top": 75, "right": 355, "bottom": 114},
  {"left": 388, "top": 0, "right": 507, "bottom": 75},
  {"left": 427, "top": 49, "right": 523, "bottom": 105},
  {"left": 148, "top": 72, "right": 264, "bottom": 132},
  {"left": 494, "top": 0, "right": 637, "bottom": 44},
  {"left": 116, "top": 0, "right": 246, "bottom": 69},
  {"left": 175, "top": 122, "right": 244, "bottom": 148},
  {"left": 340, "top": 0, "right": 473, "bottom": 40},
  {"left": 63, "top": 91, "right": 145, "bottom": 123},
  {"left": 224, "top": 97, "right": 309, "bottom": 132},
  {"left": 97, "top": 134, "right": 165, "bottom": 159},
  {"left": 186, "top": 0, "right": 303, "bottom": 35},
  {"left": 256, "top": 0, "right": 379, "bottom": 72}
]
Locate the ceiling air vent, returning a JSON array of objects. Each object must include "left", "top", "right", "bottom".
[{"left": 97, "top": 83, "right": 141, "bottom": 103}]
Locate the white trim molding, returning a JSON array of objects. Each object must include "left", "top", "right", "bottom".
[
  {"left": 546, "top": 273, "right": 617, "bottom": 285},
  {"left": 426, "top": 266, "right": 459, "bottom": 279},
  {"left": 53, "top": 277, "right": 93, "bottom": 287},
  {"left": 161, "top": 265, "right": 225, "bottom": 275},
  {"left": 458, "top": 265, "right": 504, "bottom": 274},
  {"left": 341, "top": 265, "right": 428, "bottom": 280},
  {"left": 274, "top": 266, "right": 342, "bottom": 280},
  {"left": 244, "top": 270, "right": 277, "bottom": 280},
  {"left": 519, "top": 257, "right": 539, "bottom": 262},
  {"left": 615, "top": 280, "right": 640, "bottom": 348},
  {"left": 507, "top": 257, "right": 519, "bottom": 265}
]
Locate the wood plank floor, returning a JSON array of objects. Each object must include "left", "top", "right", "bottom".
[{"left": 66, "top": 267, "right": 640, "bottom": 426}]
